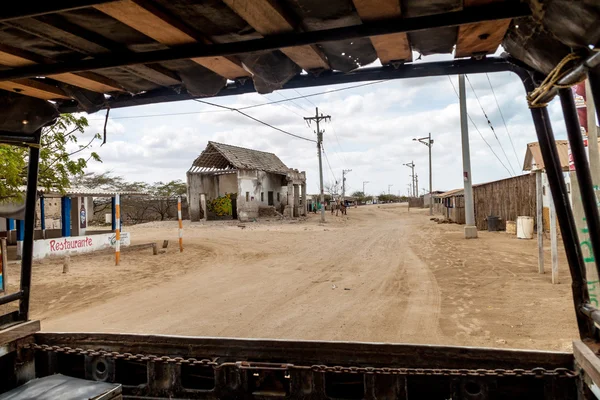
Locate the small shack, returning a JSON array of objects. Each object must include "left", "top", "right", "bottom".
[
  {"left": 440, "top": 174, "right": 536, "bottom": 230},
  {"left": 187, "top": 142, "right": 307, "bottom": 221}
]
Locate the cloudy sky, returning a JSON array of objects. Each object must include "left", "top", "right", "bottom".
[{"left": 75, "top": 51, "right": 567, "bottom": 196}]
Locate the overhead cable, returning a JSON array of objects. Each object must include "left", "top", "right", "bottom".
[
  {"left": 465, "top": 74, "right": 516, "bottom": 176},
  {"left": 485, "top": 73, "right": 522, "bottom": 169},
  {"left": 193, "top": 99, "right": 316, "bottom": 143},
  {"left": 447, "top": 76, "right": 513, "bottom": 177}
]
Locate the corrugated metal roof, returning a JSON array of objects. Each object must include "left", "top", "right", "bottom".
[
  {"left": 39, "top": 187, "right": 147, "bottom": 198},
  {"left": 190, "top": 141, "right": 290, "bottom": 175},
  {"left": 523, "top": 138, "right": 600, "bottom": 172}
]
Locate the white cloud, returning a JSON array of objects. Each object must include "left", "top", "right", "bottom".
[{"left": 71, "top": 55, "right": 573, "bottom": 196}]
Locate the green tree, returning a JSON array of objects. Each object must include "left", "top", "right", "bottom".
[
  {"left": 0, "top": 114, "right": 101, "bottom": 202},
  {"left": 148, "top": 180, "right": 187, "bottom": 220},
  {"left": 351, "top": 190, "right": 372, "bottom": 204}
]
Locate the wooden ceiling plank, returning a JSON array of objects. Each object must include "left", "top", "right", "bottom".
[
  {"left": 455, "top": 0, "right": 511, "bottom": 58},
  {"left": 221, "top": 0, "right": 329, "bottom": 70},
  {"left": 0, "top": 79, "right": 69, "bottom": 100},
  {"left": 0, "top": 47, "right": 123, "bottom": 93},
  {"left": 352, "top": 0, "right": 412, "bottom": 63},
  {"left": 94, "top": 0, "right": 249, "bottom": 79},
  {"left": 7, "top": 14, "right": 181, "bottom": 89}
]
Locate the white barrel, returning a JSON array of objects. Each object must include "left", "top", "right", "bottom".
[{"left": 517, "top": 216, "right": 534, "bottom": 239}]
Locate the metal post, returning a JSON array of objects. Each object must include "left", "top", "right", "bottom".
[
  {"left": 536, "top": 170, "right": 544, "bottom": 274},
  {"left": 363, "top": 181, "right": 369, "bottom": 196},
  {"left": 111, "top": 196, "right": 117, "bottom": 231},
  {"left": 40, "top": 194, "right": 46, "bottom": 239},
  {"left": 559, "top": 88, "right": 600, "bottom": 283},
  {"left": 177, "top": 196, "right": 183, "bottom": 253},
  {"left": 458, "top": 74, "right": 477, "bottom": 238},
  {"left": 0, "top": 238, "right": 6, "bottom": 293},
  {"left": 60, "top": 196, "right": 71, "bottom": 237},
  {"left": 19, "top": 129, "right": 41, "bottom": 321},
  {"left": 429, "top": 133, "right": 433, "bottom": 215},
  {"left": 526, "top": 98, "right": 594, "bottom": 339},
  {"left": 388, "top": 184, "right": 393, "bottom": 195},
  {"left": 115, "top": 194, "right": 121, "bottom": 266}
]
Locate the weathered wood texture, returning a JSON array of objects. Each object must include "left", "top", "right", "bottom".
[
  {"left": 574, "top": 340, "right": 600, "bottom": 388},
  {"left": 455, "top": 0, "right": 510, "bottom": 58},
  {"left": 0, "top": 320, "right": 39, "bottom": 346},
  {"left": 352, "top": 0, "right": 412, "bottom": 63},
  {"left": 222, "top": 0, "right": 329, "bottom": 70},
  {"left": 472, "top": 174, "right": 536, "bottom": 231},
  {"left": 94, "top": 0, "right": 249, "bottom": 79}
]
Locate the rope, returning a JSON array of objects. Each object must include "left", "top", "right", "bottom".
[{"left": 527, "top": 53, "right": 582, "bottom": 108}]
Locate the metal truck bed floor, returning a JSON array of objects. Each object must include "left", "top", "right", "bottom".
[{"left": 0, "top": 374, "right": 121, "bottom": 400}]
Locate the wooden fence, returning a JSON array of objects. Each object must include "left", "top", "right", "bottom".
[{"left": 472, "top": 174, "right": 536, "bottom": 230}]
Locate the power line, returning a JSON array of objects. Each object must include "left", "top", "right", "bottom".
[
  {"left": 239, "top": 80, "right": 385, "bottom": 111},
  {"left": 275, "top": 91, "right": 310, "bottom": 112},
  {"left": 89, "top": 109, "right": 228, "bottom": 121},
  {"left": 329, "top": 119, "right": 348, "bottom": 166},
  {"left": 293, "top": 88, "right": 318, "bottom": 108},
  {"left": 263, "top": 94, "right": 306, "bottom": 119},
  {"left": 465, "top": 75, "right": 516, "bottom": 176},
  {"left": 89, "top": 80, "right": 384, "bottom": 121},
  {"left": 485, "top": 73, "right": 521, "bottom": 170},
  {"left": 447, "top": 76, "right": 513, "bottom": 177},
  {"left": 193, "top": 99, "right": 316, "bottom": 143},
  {"left": 321, "top": 145, "right": 338, "bottom": 186}
]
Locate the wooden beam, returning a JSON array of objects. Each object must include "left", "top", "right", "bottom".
[
  {"left": 0, "top": 320, "right": 40, "bottom": 346},
  {"left": 352, "top": 0, "right": 412, "bottom": 64},
  {"left": 574, "top": 340, "right": 600, "bottom": 387},
  {"left": 0, "top": 79, "right": 69, "bottom": 100},
  {"left": 94, "top": 0, "right": 249, "bottom": 79},
  {"left": 7, "top": 16, "right": 179, "bottom": 90},
  {"left": 221, "top": 0, "right": 329, "bottom": 71},
  {"left": 0, "top": 47, "right": 123, "bottom": 93},
  {"left": 455, "top": 0, "right": 510, "bottom": 58},
  {"left": 0, "top": 2, "right": 117, "bottom": 23}
]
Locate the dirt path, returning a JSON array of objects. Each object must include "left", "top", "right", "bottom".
[{"left": 19, "top": 204, "right": 577, "bottom": 350}]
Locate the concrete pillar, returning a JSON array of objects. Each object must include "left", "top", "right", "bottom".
[
  {"left": 293, "top": 184, "right": 299, "bottom": 217},
  {"left": 200, "top": 194, "right": 207, "bottom": 221},
  {"left": 287, "top": 182, "right": 294, "bottom": 217},
  {"left": 301, "top": 184, "right": 307, "bottom": 216}
]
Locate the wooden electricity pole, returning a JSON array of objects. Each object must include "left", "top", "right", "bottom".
[{"left": 304, "top": 108, "right": 331, "bottom": 223}]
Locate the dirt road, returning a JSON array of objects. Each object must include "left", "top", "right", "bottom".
[{"left": 22, "top": 204, "right": 577, "bottom": 351}]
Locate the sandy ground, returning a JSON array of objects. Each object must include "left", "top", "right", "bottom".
[{"left": 7, "top": 204, "right": 578, "bottom": 351}]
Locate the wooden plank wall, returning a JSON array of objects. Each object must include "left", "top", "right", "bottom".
[{"left": 473, "top": 174, "right": 536, "bottom": 231}]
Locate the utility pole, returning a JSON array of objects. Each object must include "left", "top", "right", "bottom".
[
  {"left": 458, "top": 74, "right": 477, "bottom": 238},
  {"left": 342, "top": 169, "right": 352, "bottom": 202},
  {"left": 304, "top": 107, "right": 331, "bottom": 223},
  {"left": 363, "top": 181, "right": 369, "bottom": 195},
  {"left": 414, "top": 133, "right": 434, "bottom": 215},
  {"left": 388, "top": 184, "right": 393, "bottom": 195},
  {"left": 415, "top": 174, "right": 419, "bottom": 197},
  {"left": 403, "top": 161, "right": 415, "bottom": 197}
]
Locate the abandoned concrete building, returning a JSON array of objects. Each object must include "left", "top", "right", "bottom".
[{"left": 187, "top": 142, "right": 307, "bottom": 221}]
